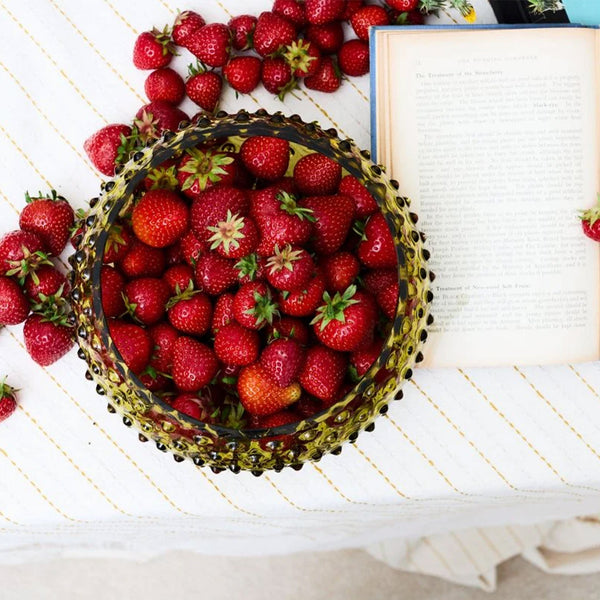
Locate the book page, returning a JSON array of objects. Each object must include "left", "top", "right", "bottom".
[{"left": 375, "top": 27, "right": 600, "bottom": 367}]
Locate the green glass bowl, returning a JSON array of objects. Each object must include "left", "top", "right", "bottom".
[{"left": 69, "top": 110, "right": 433, "bottom": 475}]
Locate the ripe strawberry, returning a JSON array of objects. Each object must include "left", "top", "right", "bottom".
[
  {"left": 180, "top": 230, "right": 205, "bottom": 266},
  {"left": 109, "top": 320, "right": 153, "bottom": 374},
  {"left": 19, "top": 191, "right": 74, "bottom": 256},
  {"left": 273, "top": 0, "right": 307, "bottom": 28},
  {"left": 351, "top": 337, "right": 384, "bottom": 378},
  {"left": 24, "top": 264, "right": 68, "bottom": 303},
  {"left": 185, "top": 23, "right": 231, "bottom": 68},
  {"left": 235, "top": 253, "right": 267, "bottom": 284},
  {"left": 214, "top": 322, "right": 260, "bottom": 366},
  {"left": 207, "top": 212, "right": 259, "bottom": 259},
  {"left": 296, "top": 395, "right": 323, "bottom": 418},
  {"left": 167, "top": 288, "right": 212, "bottom": 336},
  {"left": 166, "top": 241, "right": 184, "bottom": 265},
  {"left": 266, "top": 245, "right": 314, "bottom": 292},
  {"left": 338, "top": 39, "right": 370, "bottom": 76},
  {"left": 284, "top": 39, "right": 322, "bottom": 77},
  {"left": 123, "top": 277, "right": 170, "bottom": 325},
  {"left": 0, "top": 277, "right": 29, "bottom": 325},
  {"left": 172, "top": 10, "right": 206, "bottom": 46},
  {"left": 267, "top": 316, "right": 310, "bottom": 345},
  {"left": 191, "top": 186, "right": 250, "bottom": 240},
  {"left": 163, "top": 264, "right": 194, "bottom": 294},
  {"left": 351, "top": 5, "right": 390, "bottom": 41},
  {"left": 133, "top": 27, "right": 175, "bottom": 70},
  {"left": 119, "top": 239, "right": 166, "bottom": 279},
  {"left": 299, "top": 345, "right": 346, "bottom": 403},
  {"left": 260, "top": 338, "right": 305, "bottom": 386},
  {"left": 580, "top": 198, "right": 600, "bottom": 241},
  {"left": 233, "top": 281, "right": 279, "bottom": 330},
  {"left": 339, "top": 175, "right": 378, "bottom": 218},
  {"left": 387, "top": 0, "right": 419, "bottom": 10},
  {"left": 238, "top": 363, "right": 301, "bottom": 416},
  {"left": 228, "top": 14, "right": 257, "bottom": 51},
  {"left": 135, "top": 102, "right": 189, "bottom": 141},
  {"left": 0, "top": 379, "right": 17, "bottom": 423},
  {"left": 223, "top": 56, "right": 262, "bottom": 94},
  {"left": 254, "top": 410, "right": 300, "bottom": 429},
  {"left": 254, "top": 11, "right": 296, "bottom": 57},
  {"left": 211, "top": 292, "right": 235, "bottom": 334},
  {"left": 342, "top": 0, "right": 365, "bottom": 19},
  {"left": 186, "top": 64, "right": 223, "bottom": 113},
  {"left": 194, "top": 253, "right": 238, "bottom": 295},
  {"left": 138, "top": 369, "right": 170, "bottom": 393},
  {"left": 0, "top": 230, "right": 48, "bottom": 279},
  {"left": 305, "top": 0, "right": 345, "bottom": 24},
  {"left": 84, "top": 124, "right": 132, "bottom": 177},
  {"left": 103, "top": 223, "right": 133, "bottom": 264},
  {"left": 24, "top": 313, "right": 73, "bottom": 366},
  {"left": 100, "top": 265, "right": 126, "bottom": 319},
  {"left": 294, "top": 153, "right": 342, "bottom": 195},
  {"left": 278, "top": 268, "right": 325, "bottom": 317},
  {"left": 148, "top": 322, "right": 179, "bottom": 373},
  {"left": 144, "top": 67, "right": 185, "bottom": 104},
  {"left": 299, "top": 195, "right": 355, "bottom": 255},
  {"left": 172, "top": 337, "right": 218, "bottom": 392},
  {"left": 177, "top": 149, "right": 237, "bottom": 200},
  {"left": 261, "top": 57, "right": 295, "bottom": 98},
  {"left": 321, "top": 251, "right": 360, "bottom": 293},
  {"left": 377, "top": 282, "right": 399, "bottom": 320},
  {"left": 362, "top": 268, "right": 397, "bottom": 295},
  {"left": 358, "top": 212, "right": 397, "bottom": 268},
  {"left": 305, "top": 22, "right": 345, "bottom": 55},
  {"left": 240, "top": 137, "right": 290, "bottom": 181},
  {"left": 304, "top": 55, "right": 341, "bottom": 92},
  {"left": 172, "top": 392, "right": 218, "bottom": 422}
]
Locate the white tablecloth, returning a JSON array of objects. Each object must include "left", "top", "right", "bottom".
[{"left": 2, "top": 0, "right": 600, "bottom": 591}]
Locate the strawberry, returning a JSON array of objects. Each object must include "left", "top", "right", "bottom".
[
  {"left": 0, "top": 277, "right": 29, "bottom": 325},
  {"left": 321, "top": 251, "right": 360, "bottom": 293},
  {"left": 266, "top": 245, "right": 314, "bottom": 292},
  {"left": 180, "top": 230, "right": 205, "bottom": 266},
  {"left": 191, "top": 186, "right": 250, "bottom": 240},
  {"left": 185, "top": 23, "right": 231, "bottom": 68},
  {"left": 580, "top": 197, "right": 600, "bottom": 241},
  {"left": 312, "top": 285, "right": 376, "bottom": 351},
  {"left": 261, "top": 57, "right": 295, "bottom": 98},
  {"left": 19, "top": 190, "right": 74, "bottom": 256},
  {"left": 350, "top": 337, "right": 384, "bottom": 378},
  {"left": 240, "top": 137, "right": 290, "bottom": 181},
  {"left": 131, "top": 189, "right": 189, "bottom": 249},
  {"left": 299, "top": 345, "right": 346, "bottom": 403},
  {"left": 167, "top": 287, "right": 212, "bottom": 336},
  {"left": 84, "top": 124, "right": 132, "bottom": 177},
  {"left": 358, "top": 212, "right": 397, "bottom": 268},
  {"left": 138, "top": 369, "right": 170, "bottom": 393},
  {"left": 233, "top": 281, "right": 279, "bottom": 330},
  {"left": 0, "top": 230, "right": 49, "bottom": 279},
  {"left": 228, "top": 14, "right": 257, "bottom": 51},
  {"left": 24, "top": 312, "right": 73, "bottom": 367},
  {"left": 267, "top": 316, "right": 310, "bottom": 345},
  {"left": 223, "top": 56, "right": 262, "bottom": 94},
  {"left": 100, "top": 265, "right": 126, "bottom": 319},
  {"left": 194, "top": 253, "right": 238, "bottom": 295},
  {"left": 109, "top": 320, "right": 153, "bottom": 374},
  {"left": 338, "top": 39, "right": 370, "bottom": 76},
  {"left": 235, "top": 253, "right": 267, "bottom": 284},
  {"left": 172, "top": 392, "right": 219, "bottom": 422},
  {"left": 214, "top": 322, "right": 260, "bottom": 366},
  {"left": 339, "top": 175, "right": 378, "bottom": 218},
  {"left": 299, "top": 195, "right": 355, "bottom": 255},
  {"left": 133, "top": 27, "right": 175, "bottom": 70},
  {"left": 305, "top": 22, "right": 345, "bottom": 55},
  {"left": 144, "top": 67, "right": 186, "bottom": 104},
  {"left": 305, "top": 0, "right": 346, "bottom": 24},
  {"left": 387, "top": 0, "right": 419, "bottom": 10},
  {"left": 172, "top": 10, "right": 206, "bottom": 46},
  {"left": 362, "top": 268, "right": 397, "bottom": 295},
  {"left": 253, "top": 11, "right": 296, "bottom": 57},
  {"left": 103, "top": 223, "right": 133, "bottom": 264},
  {"left": 237, "top": 363, "right": 301, "bottom": 416},
  {"left": 284, "top": 39, "right": 322, "bottom": 78},
  {"left": 278, "top": 268, "right": 325, "bottom": 317},
  {"left": 0, "top": 379, "right": 17, "bottom": 423},
  {"left": 24, "top": 264, "right": 69, "bottom": 303},
  {"left": 377, "top": 282, "right": 398, "bottom": 320},
  {"left": 351, "top": 5, "right": 390, "bottom": 41},
  {"left": 254, "top": 410, "right": 299, "bottom": 429},
  {"left": 172, "top": 337, "right": 219, "bottom": 392},
  {"left": 207, "top": 212, "right": 259, "bottom": 259},
  {"left": 294, "top": 153, "right": 342, "bottom": 195},
  {"left": 342, "top": 0, "right": 365, "bottom": 19},
  {"left": 304, "top": 55, "right": 341, "bottom": 92},
  {"left": 135, "top": 102, "right": 189, "bottom": 141},
  {"left": 273, "top": 0, "right": 307, "bottom": 28},
  {"left": 166, "top": 241, "right": 184, "bottom": 265},
  {"left": 119, "top": 239, "right": 166, "bottom": 279},
  {"left": 123, "top": 277, "right": 170, "bottom": 325},
  {"left": 211, "top": 292, "right": 235, "bottom": 334},
  {"left": 148, "top": 321, "right": 179, "bottom": 373},
  {"left": 185, "top": 64, "right": 223, "bottom": 113},
  {"left": 296, "top": 395, "right": 323, "bottom": 418},
  {"left": 260, "top": 338, "right": 305, "bottom": 386},
  {"left": 163, "top": 264, "right": 194, "bottom": 294},
  {"left": 177, "top": 149, "right": 237, "bottom": 200}
]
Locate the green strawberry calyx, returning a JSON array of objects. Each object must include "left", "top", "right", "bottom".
[
  {"left": 31, "top": 293, "right": 73, "bottom": 328},
  {"left": 151, "top": 25, "right": 177, "bottom": 57},
  {"left": 0, "top": 378, "right": 18, "bottom": 401},
  {"left": 579, "top": 194, "right": 600, "bottom": 226},
  {"left": 311, "top": 285, "right": 359, "bottom": 331},
  {"left": 24, "top": 189, "right": 62, "bottom": 204},
  {"left": 244, "top": 289, "right": 280, "bottom": 328},
  {"left": 207, "top": 211, "right": 247, "bottom": 254},
  {"left": 6, "top": 247, "right": 53, "bottom": 283},
  {"left": 146, "top": 165, "right": 179, "bottom": 191},
  {"left": 165, "top": 281, "right": 199, "bottom": 311},
  {"left": 267, "top": 244, "right": 302, "bottom": 274},
  {"left": 277, "top": 192, "right": 315, "bottom": 222},
  {"left": 235, "top": 253, "right": 260, "bottom": 281},
  {"left": 179, "top": 148, "right": 234, "bottom": 192},
  {"left": 283, "top": 40, "right": 317, "bottom": 75}
]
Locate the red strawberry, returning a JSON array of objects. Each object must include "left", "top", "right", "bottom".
[
  {"left": 135, "top": 102, "right": 189, "bottom": 141},
  {"left": 214, "top": 322, "right": 260, "bottom": 366},
  {"left": 284, "top": 39, "right": 322, "bottom": 77},
  {"left": 172, "top": 337, "right": 218, "bottom": 392},
  {"left": 351, "top": 337, "right": 384, "bottom": 378},
  {"left": 180, "top": 230, "right": 205, "bottom": 266},
  {"left": 235, "top": 253, "right": 267, "bottom": 284},
  {"left": 172, "top": 392, "right": 218, "bottom": 422},
  {"left": 267, "top": 316, "right": 310, "bottom": 345},
  {"left": 273, "top": 0, "right": 307, "bottom": 28},
  {"left": 254, "top": 11, "right": 296, "bottom": 57},
  {"left": 191, "top": 186, "right": 249, "bottom": 240},
  {"left": 119, "top": 239, "right": 166, "bottom": 279},
  {"left": 223, "top": 56, "right": 262, "bottom": 94},
  {"left": 261, "top": 57, "right": 295, "bottom": 98},
  {"left": 342, "top": 0, "right": 365, "bottom": 19},
  {"left": 185, "top": 23, "right": 231, "bottom": 68},
  {"left": 24, "top": 264, "right": 68, "bottom": 303},
  {"left": 163, "top": 264, "right": 194, "bottom": 294},
  {"left": 24, "top": 313, "right": 73, "bottom": 366},
  {"left": 177, "top": 149, "right": 237, "bottom": 199},
  {"left": 377, "top": 282, "right": 398, "bottom": 320},
  {"left": 0, "top": 230, "right": 48, "bottom": 279},
  {"left": 108, "top": 320, "right": 152, "bottom": 374},
  {"left": 103, "top": 223, "right": 133, "bottom": 264},
  {"left": 148, "top": 322, "right": 179, "bottom": 374},
  {"left": 338, "top": 39, "right": 370, "bottom": 76},
  {"left": 0, "top": 380, "right": 17, "bottom": 423},
  {"left": 304, "top": 55, "right": 341, "bottom": 92},
  {"left": 388, "top": 0, "right": 419, "bottom": 10},
  {"left": 144, "top": 67, "right": 186, "bottom": 104},
  {"left": 123, "top": 277, "right": 170, "bottom": 325},
  {"left": 84, "top": 124, "right": 132, "bottom": 177},
  {"left": 351, "top": 5, "right": 390, "bottom": 41},
  {"left": 363, "top": 268, "right": 397, "bottom": 295},
  {"left": 186, "top": 64, "right": 223, "bottom": 113},
  {"left": 278, "top": 268, "right": 325, "bottom": 317},
  {"left": 305, "top": 22, "right": 345, "bottom": 55},
  {"left": 19, "top": 191, "right": 74, "bottom": 256},
  {"left": 260, "top": 338, "right": 305, "bottom": 386},
  {"left": 266, "top": 245, "right": 314, "bottom": 292},
  {"left": 133, "top": 27, "right": 175, "bottom": 70},
  {"left": 207, "top": 212, "right": 259, "bottom": 259},
  {"left": 131, "top": 189, "right": 189, "bottom": 249},
  {"left": 238, "top": 363, "right": 301, "bottom": 416},
  {"left": 321, "top": 251, "right": 360, "bottom": 293},
  {"left": 228, "top": 14, "right": 257, "bottom": 51},
  {"left": 211, "top": 292, "right": 235, "bottom": 334},
  {"left": 172, "top": 10, "right": 206, "bottom": 46},
  {"left": 0, "top": 277, "right": 29, "bottom": 325},
  {"left": 358, "top": 212, "right": 397, "bottom": 268},
  {"left": 299, "top": 345, "right": 346, "bottom": 403},
  {"left": 138, "top": 369, "right": 170, "bottom": 393},
  {"left": 305, "top": 0, "right": 345, "bottom": 24},
  {"left": 167, "top": 288, "right": 212, "bottom": 336},
  {"left": 100, "top": 265, "right": 126, "bottom": 318},
  {"left": 233, "top": 281, "right": 279, "bottom": 330},
  {"left": 299, "top": 195, "right": 355, "bottom": 255},
  {"left": 296, "top": 395, "right": 323, "bottom": 418},
  {"left": 255, "top": 410, "right": 300, "bottom": 429},
  {"left": 194, "top": 253, "right": 238, "bottom": 295},
  {"left": 240, "top": 137, "right": 290, "bottom": 181},
  {"left": 294, "top": 153, "right": 342, "bottom": 195},
  {"left": 339, "top": 175, "right": 378, "bottom": 218},
  {"left": 580, "top": 198, "right": 600, "bottom": 241}
]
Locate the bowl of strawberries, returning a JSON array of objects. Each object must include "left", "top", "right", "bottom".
[{"left": 70, "top": 109, "right": 432, "bottom": 474}]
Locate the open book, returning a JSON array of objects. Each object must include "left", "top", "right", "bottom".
[{"left": 371, "top": 25, "right": 600, "bottom": 367}]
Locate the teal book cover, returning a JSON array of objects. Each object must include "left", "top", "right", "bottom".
[{"left": 562, "top": 0, "right": 600, "bottom": 25}]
